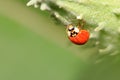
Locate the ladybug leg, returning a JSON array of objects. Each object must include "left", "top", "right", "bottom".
[{"left": 78, "top": 19, "right": 86, "bottom": 29}]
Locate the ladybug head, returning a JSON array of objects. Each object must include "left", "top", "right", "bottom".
[
  {"left": 67, "top": 25, "right": 79, "bottom": 37},
  {"left": 68, "top": 25, "right": 74, "bottom": 31}
]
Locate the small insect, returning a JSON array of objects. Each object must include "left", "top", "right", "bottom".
[{"left": 66, "top": 20, "right": 90, "bottom": 45}]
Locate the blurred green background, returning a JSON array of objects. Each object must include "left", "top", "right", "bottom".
[
  {"left": 1, "top": 0, "right": 120, "bottom": 80},
  {"left": 0, "top": 0, "right": 88, "bottom": 80}
]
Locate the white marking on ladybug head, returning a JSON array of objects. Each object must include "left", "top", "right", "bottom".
[
  {"left": 68, "top": 25, "right": 74, "bottom": 31},
  {"left": 74, "top": 27, "right": 79, "bottom": 33}
]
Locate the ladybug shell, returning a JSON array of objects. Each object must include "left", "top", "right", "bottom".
[{"left": 69, "top": 30, "right": 90, "bottom": 45}]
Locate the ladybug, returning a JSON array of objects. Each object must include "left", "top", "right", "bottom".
[{"left": 66, "top": 24, "right": 90, "bottom": 45}]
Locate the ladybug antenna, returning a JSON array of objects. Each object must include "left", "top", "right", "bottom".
[
  {"left": 76, "top": 15, "right": 85, "bottom": 29},
  {"left": 77, "top": 19, "right": 86, "bottom": 29}
]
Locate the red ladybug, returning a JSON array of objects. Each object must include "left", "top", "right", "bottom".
[{"left": 67, "top": 24, "right": 90, "bottom": 45}]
